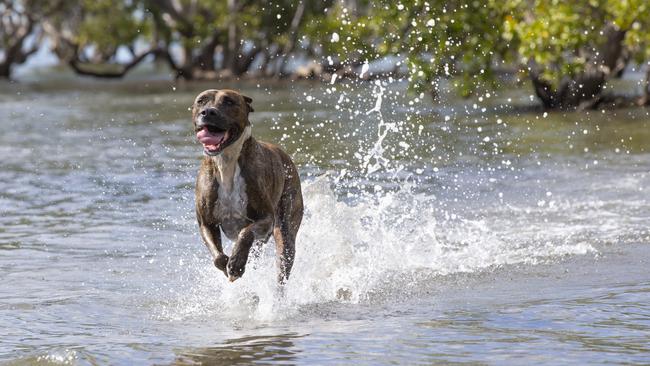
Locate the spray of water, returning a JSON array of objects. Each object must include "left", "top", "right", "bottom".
[
  {"left": 152, "top": 79, "right": 597, "bottom": 323},
  {"left": 362, "top": 80, "right": 397, "bottom": 175}
]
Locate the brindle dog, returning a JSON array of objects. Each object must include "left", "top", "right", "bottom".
[{"left": 192, "top": 89, "right": 303, "bottom": 284}]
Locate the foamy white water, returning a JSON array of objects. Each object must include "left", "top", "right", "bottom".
[{"left": 156, "top": 174, "right": 600, "bottom": 324}]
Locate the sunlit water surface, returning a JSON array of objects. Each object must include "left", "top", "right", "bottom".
[{"left": 1, "top": 78, "right": 649, "bottom": 365}]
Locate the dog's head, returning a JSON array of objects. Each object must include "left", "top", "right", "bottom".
[{"left": 192, "top": 89, "right": 254, "bottom": 156}]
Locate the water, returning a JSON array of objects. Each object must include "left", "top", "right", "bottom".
[{"left": 1, "top": 78, "right": 649, "bottom": 364}]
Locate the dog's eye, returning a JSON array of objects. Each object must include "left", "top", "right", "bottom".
[
  {"left": 222, "top": 97, "right": 236, "bottom": 106},
  {"left": 196, "top": 96, "right": 210, "bottom": 105}
]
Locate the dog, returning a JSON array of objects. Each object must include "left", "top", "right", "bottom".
[{"left": 192, "top": 89, "right": 303, "bottom": 284}]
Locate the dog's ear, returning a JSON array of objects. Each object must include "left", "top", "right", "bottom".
[{"left": 242, "top": 95, "right": 254, "bottom": 113}]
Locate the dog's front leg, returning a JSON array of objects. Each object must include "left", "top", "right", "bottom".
[
  {"left": 199, "top": 223, "right": 229, "bottom": 277},
  {"left": 226, "top": 215, "right": 274, "bottom": 282}
]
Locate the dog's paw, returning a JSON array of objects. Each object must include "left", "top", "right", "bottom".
[
  {"left": 226, "top": 252, "right": 248, "bottom": 282},
  {"left": 214, "top": 254, "right": 229, "bottom": 277}
]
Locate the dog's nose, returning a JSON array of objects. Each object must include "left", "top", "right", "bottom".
[{"left": 200, "top": 107, "right": 218, "bottom": 117}]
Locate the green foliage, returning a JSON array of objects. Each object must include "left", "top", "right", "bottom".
[
  {"left": 76, "top": 0, "right": 146, "bottom": 59},
  {"left": 6, "top": 0, "right": 649, "bottom": 105},
  {"left": 384, "top": 0, "right": 515, "bottom": 96},
  {"left": 611, "top": 0, "right": 650, "bottom": 63},
  {"left": 301, "top": 1, "right": 379, "bottom": 65},
  {"left": 512, "top": 0, "right": 650, "bottom": 86},
  {"left": 301, "top": 1, "right": 515, "bottom": 96}
]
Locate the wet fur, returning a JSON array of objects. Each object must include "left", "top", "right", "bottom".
[{"left": 193, "top": 89, "right": 303, "bottom": 284}]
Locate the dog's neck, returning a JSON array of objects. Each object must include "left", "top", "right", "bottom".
[{"left": 210, "top": 125, "right": 251, "bottom": 192}]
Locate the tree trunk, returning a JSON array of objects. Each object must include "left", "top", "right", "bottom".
[
  {"left": 278, "top": 1, "right": 306, "bottom": 76},
  {"left": 0, "top": 63, "right": 11, "bottom": 79},
  {"left": 645, "top": 67, "right": 650, "bottom": 105},
  {"left": 233, "top": 47, "right": 261, "bottom": 76},
  {"left": 0, "top": 14, "right": 37, "bottom": 79},
  {"left": 529, "top": 23, "right": 626, "bottom": 110},
  {"left": 258, "top": 49, "right": 271, "bottom": 77},
  {"left": 599, "top": 25, "right": 627, "bottom": 75},
  {"left": 640, "top": 64, "right": 650, "bottom": 106},
  {"left": 225, "top": 0, "right": 238, "bottom": 72},
  {"left": 0, "top": 0, "right": 67, "bottom": 79},
  {"left": 193, "top": 32, "right": 221, "bottom": 71},
  {"left": 531, "top": 71, "right": 606, "bottom": 110},
  {"left": 176, "top": 44, "right": 194, "bottom": 79}
]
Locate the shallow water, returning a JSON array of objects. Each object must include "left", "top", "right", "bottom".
[{"left": 1, "top": 78, "right": 649, "bottom": 365}]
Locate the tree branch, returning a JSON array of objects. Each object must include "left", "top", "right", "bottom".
[{"left": 68, "top": 48, "right": 163, "bottom": 78}]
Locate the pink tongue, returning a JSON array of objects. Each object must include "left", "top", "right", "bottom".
[{"left": 197, "top": 128, "right": 227, "bottom": 146}]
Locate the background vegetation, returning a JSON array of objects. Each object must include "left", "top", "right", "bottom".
[{"left": 1, "top": 0, "right": 649, "bottom": 109}]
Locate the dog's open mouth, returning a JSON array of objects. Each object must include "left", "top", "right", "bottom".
[{"left": 196, "top": 125, "right": 233, "bottom": 155}]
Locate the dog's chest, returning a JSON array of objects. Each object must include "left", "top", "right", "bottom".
[{"left": 213, "top": 164, "right": 249, "bottom": 240}]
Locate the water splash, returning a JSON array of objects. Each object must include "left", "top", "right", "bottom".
[
  {"left": 149, "top": 78, "right": 609, "bottom": 324},
  {"left": 155, "top": 175, "right": 595, "bottom": 323},
  {"left": 361, "top": 80, "right": 399, "bottom": 175}
]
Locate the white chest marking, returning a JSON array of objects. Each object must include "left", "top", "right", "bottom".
[
  {"left": 213, "top": 164, "right": 248, "bottom": 221},
  {"left": 210, "top": 126, "right": 251, "bottom": 240}
]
